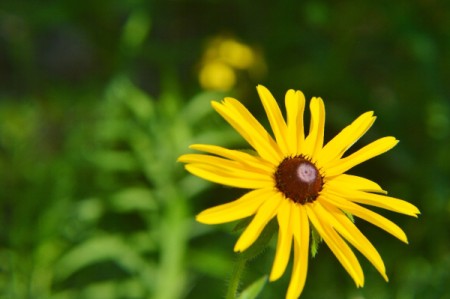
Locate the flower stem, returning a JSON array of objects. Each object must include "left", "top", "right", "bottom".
[{"left": 225, "top": 255, "right": 246, "bottom": 299}]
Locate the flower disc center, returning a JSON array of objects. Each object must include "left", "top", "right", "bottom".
[{"left": 275, "top": 156, "right": 323, "bottom": 204}]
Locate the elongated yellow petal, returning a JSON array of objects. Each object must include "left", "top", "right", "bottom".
[
  {"left": 326, "top": 174, "right": 386, "bottom": 194},
  {"left": 316, "top": 199, "right": 388, "bottom": 281},
  {"left": 196, "top": 189, "right": 271, "bottom": 224},
  {"left": 320, "top": 193, "right": 409, "bottom": 243},
  {"left": 326, "top": 185, "right": 420, "bottom": 216},
  {"left": 306, "top": 204, "right": 364, "bottom": 287},
  {"left": 234, "top": 192, "right": 283, "bottom": 252},
  {"left": 285, "top": 89, "right": 306, "bottom": 154},
  {"left": 286, "top": 205, "right": 309, "bottom": 299},
  {"left": 325, "top": 137, "right": 399, "bottom": 177},
  {"left": 185, "top": 164, "right": 273, "bottom": 189},
  {"left": 257, "top": 85, "right": 290, "bottom": 155},
  {"left": 178, "top": 154, "right": 243, "bottom": 169},
  {"left": 188, "top": 144, "right": 275, "bottom": 173},
  {"left": 303, "top": 97, "right": 325, "bottom": 159},
  {"left": 179, "top": 154, "right": 272, "bottom": 181},
  {"left": 316, "top": 112, "right": 376, "bottom": 167},
  {"left": 270, "top": 199, "right": 293, "bottom": 281},
  {"left": 212, "top": 99, "right": 282, "bottom": 165}
]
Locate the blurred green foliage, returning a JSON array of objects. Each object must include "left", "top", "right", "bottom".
[{"left": 0, "top": 1, "right": 449, "bottom": 298}]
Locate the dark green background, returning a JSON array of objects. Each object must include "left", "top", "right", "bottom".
[{"left": 1, "top": 1, "right": 449, "bottom": 298}]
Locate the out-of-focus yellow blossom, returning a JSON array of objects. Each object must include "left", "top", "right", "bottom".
[
  {"left": 198, "top": 37, "right": 265, "bottom": 91},
  {"left": 199, "top": 61, "right": 236, "bottom": 92},
  {"left": 218, "top": 39, "right": 254, "bottom": 69}
]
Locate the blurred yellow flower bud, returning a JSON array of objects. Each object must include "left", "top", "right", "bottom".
[
  {"left": 199, "top": 61, "right": 236, "bottom": 91},
  {"left": 219, "top": 39, "right": 254, "bottom": 69}
]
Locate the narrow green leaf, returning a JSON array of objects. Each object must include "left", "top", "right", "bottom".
[
  {"left": 91, "top": 150, "right": 138, "bottom": 171},
  {"left": 110, "top": 187, "right": 156, "bottom": 212},
  {"left": 233, "top": 217, "right": 253, "bottom": 232},
  {"left": 121, "top": 11, "right": 151, "bottom": 51},
  {"left": 310, "top": 226, "right": 323, "bottom": 258},
  {"left": 54, "top": 235, "right": 152, "bottom": 281},
  {"left": 343, "top": 210, "right": 355, "bottom": 223},
  {"left": 181, "top": 90, "right": 225, "bottom": 125},
  {"left": 237, "top": 275, "right": 268, "bottom": 299},
  {"left": 240, "top": 218, "right": 277, "bottom": 260}
]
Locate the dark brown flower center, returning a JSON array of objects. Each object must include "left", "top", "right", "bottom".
[{"left": 275, "top": 156, "right": 323, "bottom": 204}]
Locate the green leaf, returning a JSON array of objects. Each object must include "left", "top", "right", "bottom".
[
  {"left": 104, "top": 76, "right": 155, "bottom": 123},
  {"left": 237, "top": 275, "right": 268, "bottom": 299},
  {"left": 310, "top": 226, "right": 323, "bottom": 258},
  {"left": 233, "top": 217, "right": 253, "bottom": 232},
  {"left": 76, "top": 197, "right": 104, "bottom": 222},
  {"left": 188, "top": 248, "right": 233, "bottom": 278},
  {"left": 240, "top": 218, "right": 277, "bottom": 260},
  {"left": 124, "top": 85, "right": 155, "bottom": 123},
  {"left": 181, "top": 90, "right": 225, "bottom": 125},
  {"left": 91, "top": 150, "right": 138, "bottom": 171},
  {"left": 110, "top": 187, "right": 157, "bottom": 212},
  {"left": 343, "top": 210, "right": 355, "bottom": 223},
  {"left": 121, "top": 11, "right": 151, "bottom": 51},
  {"left": 54, "top": 235, "right": 153, "bottom": 281}
]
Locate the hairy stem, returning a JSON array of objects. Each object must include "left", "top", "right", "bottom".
[{"left": 225, "top": 255, "right": 247, "bottom": 299}]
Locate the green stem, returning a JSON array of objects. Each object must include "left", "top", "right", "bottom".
[{"left": 225, "top": 255, "right": 247, "bottom": 299}]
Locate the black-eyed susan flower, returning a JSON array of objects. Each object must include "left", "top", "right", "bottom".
[{"left": 178, "top": 85, "right": 420, "bottom": 299}]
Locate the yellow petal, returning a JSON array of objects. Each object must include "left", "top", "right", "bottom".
[
  {"left": 188, "top": 144, "right": 275, "bottom": 173},
  {"left": 316, "top": 199, "right": 388, "bottom": 281},
  {"left": 316, "top": 112, "right": 376, "bottom": 167},
  {"left": 286, "top": 205, "right": 309, "bottom": 299},
  {"left": 178, "top": 154, "right": 241, "bottom": 169},
  {"left": 321, "top": 193, "right": 409, "bottom": 243},
  {"left": 234, "top": 192, "right": 283, "bottom": 252},
  {"left": 179, "top": 154, "right": 271, "bottom": 181},
  {"left": 326, "top": 174, "right": 386, "bottom": 194},
  {"left": 270, "top": 199, "right": 293, "bottom": 281},
  {"left": 326, "top": 185, "right": 420, "bottom": 217},
  {"left": 257, "top": 85, "right": 290, "bottom": 155},
  {"left": 285, "top": 89, "right": 306, "bottom": 154},
  {"left": 303, "top": 97, "right": 325, "bottom": 159},
  {"left": 196, "top": 189, "right": 271, "bottom": 224},
  {"left": 306, "top": 204, "right": 364, "bottom": 287},
  {"left": 185, "top": 164, "right": 273, "bottom": 189},
  {"left": 212, "top": 99, "right": 282, "bottom": 165},
  {"left": 325, "top": 137, "right": 399, "bottom": 177}
]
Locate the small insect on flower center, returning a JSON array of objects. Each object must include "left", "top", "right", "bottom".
[{"left": 275, "top": 156, "right": 323, "bottom": 204}]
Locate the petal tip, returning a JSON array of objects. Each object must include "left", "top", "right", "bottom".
[
  {"left": 210, "top": 100, "right": 222, "bottom": 110},
  {"left": 256, "top": 85, "right": 272, "bottom": 98},
  {"left": 256, "top": 84, "right": 268, "bottom": 90},
  {"left": 233, "top": 243, "right": 243, "bottom": 252},
  {"left": 269, "top": 271, "right": 281, "bottom": 282},
  {"left": 177, "top": 155, "right": 187, "bottom": 163},
  {"left": 195, "top": 213, "right": 207, "bottom": 223},
  {"left": 188, "top": 144, "right": 201, "bottom": 150},
  {"left": 196, "top": 212, "right": 222, "bottom": 225},
  {"left": 379, "top": 271, "right": 389, "bottom": 282}
]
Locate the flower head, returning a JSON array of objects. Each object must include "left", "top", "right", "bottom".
[{"left": 179, "top": 85, "right": 420, "bottom": 298}]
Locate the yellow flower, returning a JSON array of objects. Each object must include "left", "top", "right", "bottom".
[
  {"left": 179, "top": 85, "right": 420, "bottom": 298},
  {"left": 199, "top": 61, "right": 236, "bottom": 91},
  {"left": 198, "top": 37, "right": 266, "bottom": 91}
]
